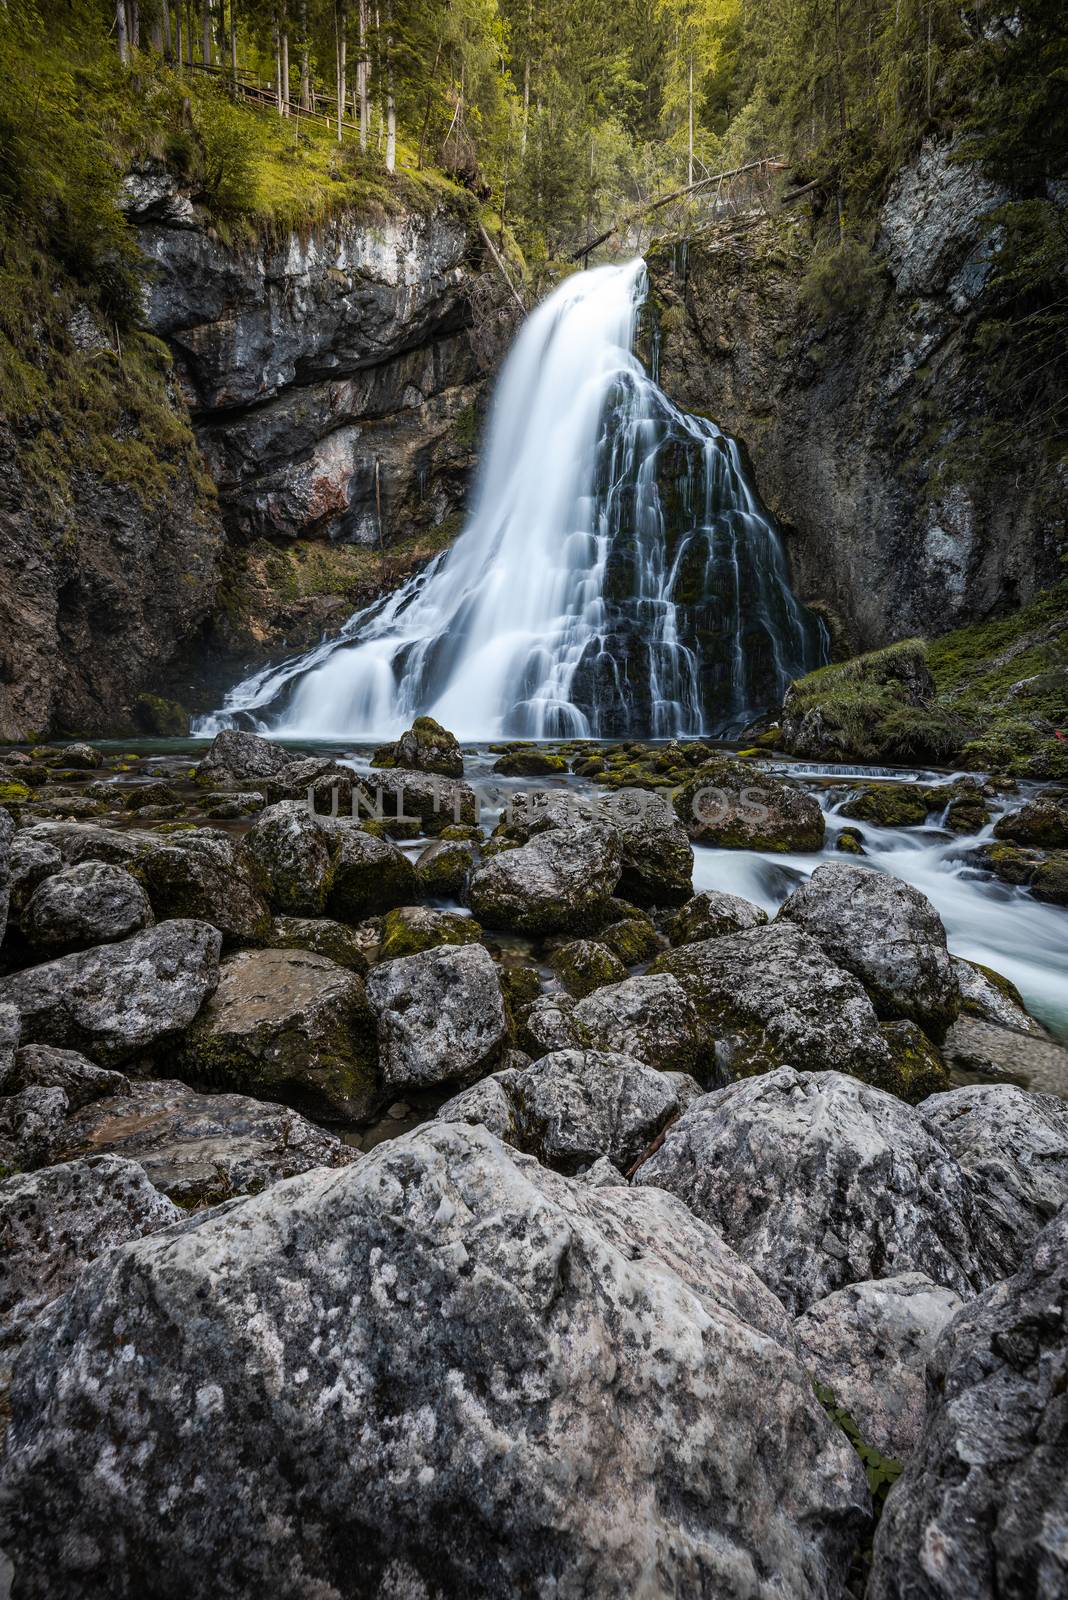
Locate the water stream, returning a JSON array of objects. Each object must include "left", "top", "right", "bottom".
[{"left": 197, "top": 259, "right": 825, "bottom": 740}]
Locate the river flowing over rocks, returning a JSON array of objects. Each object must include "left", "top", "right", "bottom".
[{"left": 0, "top": 725, "right": 1066, "bottom": 1599}]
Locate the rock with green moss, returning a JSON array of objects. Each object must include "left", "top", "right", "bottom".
[
  {"left": 835, "top": 826, "right": 865, "bottom": 854},
  {"left": 22, "top": 861, "right": 154, "bottom": 957},
  {"left": 200, "top": 790, "right": 266, "bottom": 819},
  {"left": 572, "top": 973, "right": 705, "bottom": 1077},
  {"left": 56, "top": 744, "right": 102, "bottom": 772},
  {"left": 669, "top": 890, "right": 768, "bottom": 947},
  {"left": 675, "top": 761, "right": 825, "bottom": 852},
  {"left": 327, "top": 826, "right": 420, "bottom": 921},
  {"left": 365, "top": 942, "right": 508, "bottom": 1092},
  {"left": 0, "top": 805, "right": 12, "bottom": 947},
  {"left": 198, "top": 729, "right": 292, "bottom": 786},
  {"left": 266, "top": 915, "right": 369, "bottom": 973},
  {"left": 549, "top": 940, "right": 626, "bottom": 998},
  {"left": 1031, "top": 853, "right": 1068, "bottom": 906},
  {"left": 498, "top": 964, "right": 542, "bottom": 1011},
  {"left": 178, "top": 946, "right": 378, "bottom": 1123},
  {"left": 415, "top": 837, "right": 476, "bottom": 898},
  {"left": 133, "top": 694, "right": 189, "bottom": 738},
  {"left": 120, "top": 781, "right": 183, "bottom": 811},
  {"left": 993, "top": 795, "right": 1068, "bottom": 849},
  {"left": 378, "top": 905, "right": 482, "bottom": 960},
  {"left": 598, "top": 915, "right": 661, "bottom": 965},
  {"left": 242, "top": 801, "right": 417, "bottom": 922},
  {"left": 600, "top": 788, "right": 693, "bottom": 905},
  {"left": 839, "top": 784, "right": 930, "bottom": 829},
  {"left": 360, "top": 768, "right": 478, "bottom": 836},
  {"left": 873, "top": 1021, "right": 951, "bottom": 1103},
  {"left": 952, "top": 957, "right": 1036, "bottom": 1031},
  {"left": 468, "top": 822, "right": 622, "bottom": 936},
  {"left": 372, "top": 717, "right": 464, "bottom": 778},
  {"left": 135, "top": 829, "right": 271, "bottom": 948},
  {"left": 492, "top": 748, "right": 568, "bottom": 777},
  {"left": 0, "top": 781, "right": 33, "bottom": 808},
  {"left": 973, "top": 839, "right": 1040, "bottom": 886},
  {"left": 516, "top": 994, "right": 582, "bottom": 1058},
  {"left": 778, "top": 864, "right": 960, "bottom": 1043}
]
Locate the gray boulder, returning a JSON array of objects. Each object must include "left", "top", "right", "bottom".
[
  {"left": 572, "top": 973, "right": 706, "bottom": 1076},
  {"left": 0, "top": 1122, "right": 870, "bottom": 1599},
  {"left": 366, "top": 942, "right": 508, "bottom": 1092},
  {"left": 360, "top": 767, "right": 478, "bottom": 835},
  {"left": 940, "top": 1013, "right": 1068, "bottom": 1098},
  {"left": 515, "top": 993, "right": 582, "bottom": 1058},
  {"left": 265, "top": 914, "right": 369, "bottom": 972},
  {"left": 599, "top": 788, "right": 693, "bottom": 905},
  {"left": 0, "top": 1084, "right": 70, "bottom": 1170},
  {"left": 652, "top": 922, "right": 896, "bottom": 1085},
  {"left": 795, "top": 1274, "right": 965, "bottom": 1462},
  {"left": 198, "top": 728, "right": 293, "bottom": 783},
  {"left": 778, "top": 864, "right": 960, "bottom": 1042},
  {"left": 44, "top": 1077, "right": 356, "bottom": 1205},
  {"left": 179, "top": 946, "right": 378, "bottom": 1123},
  {"left": 675, "top": 761, "right": 825, "bottom": 851},
  {"left": 243, "top": 802, "right": 418, "bottom": 920},
  {"left": 439, "top": 1048, "right": 685, "bottom": 1173},
  {"left": 21, "top": 860, "right": 154, "bottom": 955},
  {"left": 6, "top": 820, "right": 157, "bottom": 870},
  {"left": 6, "top": 831, "right": 63, "bottom": 916},
  {"left": 0, "top": 1001, "right": 19, "bottom": 1086},
  {"left": 920, "top": 1082, "right": 1068, "bottom": 1262},
  {"left": 0, "top": 804, "right": 12, "bottom": 945},
  {"left": 635, "top": 1068, "right": 1017, "bottom": 1314},
  {"left": 0, "top": 920, "right": 222, "bottom": 1064},
  {"left": 415, "top": 836, "right": 477, "bottom": 897},
  {"left": 468, "top": 821, "right": 622, "bottom": 935},
  {"left": 372, "top": 716, "right": 464, "bottom": 778},
  {"left": 3, "top": 1045, "right": 127, "bottom": 1108},
  {"left": 327, "top": 822, "right": 420, "bottom": 919},
  {"left": 0, "top": 1154, "right": 178, "bottom": 1360},
  {"left": 134, "top": 828, "right": 271, "bottom": 946},
  {"left": 868, "top": 1204, "right": 1068, "bottom": 1599},
  {"left": 548, "top": 938, "right": 626, "bottom": 998},
  {"left": 669, "top": 888, "right": 768, "bottom": 946},
  {"left": 952, "top": 956, "right": 1040, "bottom": 1032}
]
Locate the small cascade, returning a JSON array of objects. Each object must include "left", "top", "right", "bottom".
[{"left": 197, "top": 258, "right": 826, "bottom": 740}]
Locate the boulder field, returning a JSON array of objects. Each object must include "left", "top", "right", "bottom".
[{"left": 0, "top": 725, "right": 1065, "bottom": 1599}]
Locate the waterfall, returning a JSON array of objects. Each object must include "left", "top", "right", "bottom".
[{"left": 196, "top": 258, "right": 826, "bottom": 740}]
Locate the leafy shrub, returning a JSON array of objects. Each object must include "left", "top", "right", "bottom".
[{"left": 799, "top": 239, "right": 885, "bottom": 323}]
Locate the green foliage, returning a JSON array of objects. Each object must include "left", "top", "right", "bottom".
[
  {"left": 812, "top": 1379, "right": 903, "bottom": 1504},
  {"left": 799, "top": 239, "right": 885, "bottom": 323}
]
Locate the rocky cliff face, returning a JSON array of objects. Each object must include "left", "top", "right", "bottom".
[
  {"left": 0, "top": 178, "right": 485, "bottom": 739},
  {"left": 649, "top": 142, "right": 1066, "bottom": 653}
]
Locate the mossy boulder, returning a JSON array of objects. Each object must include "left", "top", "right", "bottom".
[
  {"left": 0, "top": 782, "right": 33, "bottom": 807},
  {"left": 492, "top": 749, "right": 568, "bottom": 777},
  {"left": 328, "top": 826, "right": 420, "bottom": 922},
  {"left": 120, "top": 782, "right": 183, "bottom": 811},
  {"left": 549, "top": 940, "right": 627, "bottom": 998},
  {"left": 378, "top": 906, "right": 482, "bottom": 961},
  {"left": 371, "top": 717, "right": 464, "bottom": 779},
  {"left": 669, "top": 890, "right": 768, "bottom": 947},
  {"left": 134, "top": 830, "right": 271, "bottom": 949},
  {"left": 415, "top": 838, "right": 476, "bottom": 898},
  {"left": 178, "top": 947, "right": 379, "bottom": 1123},
  {"left": 835, "top": 827, "right": 865, "bottom": 855},
  {"left": 266, "top": 916, "right": 369, "bottom": 973},
  {"left": 467, "top": 823, "right": 622, "bottom": 936},
  {"left": 993, "top": 797, "right": 1068, "bottom": 849},
  {"left": 872, "top": 1021, "right": 951, "bottom": 1104},
  {"left": 1031, "top": 854, "right": 1068, "bottom": 907},
  {"left": 839, "top": 784, "right": 929, "bottom": 829},
  {"left": 973, "top": 840, "right": 1040, "bottom": 886},
  {"left": 675, "top": 760, "right": 825, "bottom": 852},
  {"left": 598, "top": 915, "right": 661, "bottom": 965},
  {"left": 498, "top": 964, "right": 542, "bottom": 1012},
  {"left": 243, "top": 803, "right": 417, "bottom": 922}
]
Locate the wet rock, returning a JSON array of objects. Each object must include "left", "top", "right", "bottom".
[
  {"left": 492, "top": 748, "right": 567, "bottom": 776},
  {"left": 179, "top": 947, "right": 377, "bottom": 1123},
  {"left": 795, "top": 1274, "right": 965, "bottom": 1461},
  {"left": 0, "top": 1084, "right": 69, "bottom": 1169},
  {"left": 879, "top": 1020, "right": 952, "bottom": 1103},
  {"left": 327, "top": 823, "right": 421, "bottom": 920},
  {"left": 669, "top": 888, "right": 768, "bottom": 946},
  {"left": 993, "top": 794, "right": 1068, "bottom": 848},
  {"left": 20, "top": 860, "right": 154, "bottom": 957},
  {"left": 378, "top": 905, "right": 482, "bottom": 960},
  {"left": 778, "top": 864, "right": 959, "bottom": 1042},
  {"left": 134, "top": 829, "right": 271, "bottom": 947},
  {"left": 366, "top": 942, "right": 508, "bottom": 1092},
  {"left": 57, "top": 743, "right": 101, "bottom": 771},
  {"left": 0, "top": 1121, "right": 870, "bottom": 1599},
  {"left": 599, "top": 788, "right": 693, "bottom": 905},
  {"left": 952, "top": 956, "right": 1040, "bottom": 1032},
  {"left": 10, "top": 820, "right": 157, "bottom": 869},
  {"left": 468, "top": 822, "right": 622, "bottom": 935},
  {"left": 634, "top": 1067, "right": 1017, "bottom": 1314},
  {"left": 3, "top": 1045, "right": 127, "bottom": 1109},
  {"left": 1032, "top": 852, "right": 1068, "bottom": 906},
  {"left": 675, "top": 760, "right": 825, "bottom": 851},
  {"left": 44, "top": 1078, "right": 356, "bottom": 1206},
  {"left": 6, "top": 831, "right": 62, "bottom": 916},
  {"left": 372, "top": 716, "right": 464, "bottom": 778},
  {"left": 515, "top": 993, "right": 581, "bottom": 1058},
  {"left": 835, "top": 826, "right": 865, "bottom": 855},
  {"left": 0, "top": 1154, "right": 178, "bottom": 1359},
  {"left": 265, "top": 915, "right": 369, "bottom": 972},
  {"left": 868, "top": 1205, "right": 1068, "bottom": 1600},
  {"left": 0, "top": 920, "right": 222, "bottom": 1065},
  {"left": 198, "top": 729, "right": 293, "bottom": 784},
  {"left": 360, "top": 767, "right": 479, "bottom": 836},
  {"left": 414, "top": 835, "right": 476, "bottom": 897},
  {"left": 243, "top": 802, "right": 418, "bottom": 920},
  {"left": 920, "top": 1082, "right": 1068, "bottom": 1262},
  {"left": 0, "top": 804, "right": 11, "bottom": 945},
  {"left": 839, "top": 784, "right": 930, "bottom": 829},
  {"left": 572, "top": 973, "right": 705, "bottom": 1077},
  {"left": 652, "top": 922, "right": 895, "bottom": 1085},
  {"left": 549, "top": 939, "right": 626, "bottom": 998},
  {"left": 439, "top": 1048, "right": 684, "bottom": 1174},
  {"left": 598, "top": 913, "right": 662, "bottom": 964},
  {"left": 941, "top": 1014, "right": 1068, "bottom": 1097}
]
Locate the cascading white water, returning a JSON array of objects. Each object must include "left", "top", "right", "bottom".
[{"left": 196, "top": 258, "right": 825, "bottom": 739}]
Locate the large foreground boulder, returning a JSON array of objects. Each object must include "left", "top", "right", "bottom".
[
  {"left": 0, "top": 1122, "right": 870, "bottom": 1598},
  {"left": 778, "top": 864, "right": 960, "bottom": 1041},
  {"left": 439, "top": 1048, "right": 687, "bottom": 1173},
  {"left": 20, "top": 860, "right": 154, "bottom": 956},
  {"left": 179, "top": 947, "right": 378, "bottom": 1123},
  {"left": 133, "top": 828, "right": 270, "bottom": 947},
  {"left": 365, "top": 942, "right": 508, "bottom": 1091},
  {"left": 634, "top": 1068, "right": 1017, "bottom": 1314},
  {"left": 44, "top": 1078, "right": 356, "bottom": 1205},
  {"left": 467, "top": 822, "right": 622, "bottom": 935},
  {"left": 920, "top": 1082, "right": 1068, "bottom": 1263},
  {"left": 0, "top": 1155, "right": 178, "bottom": 1361},
  {"left": 0, "top": 921, "right": 222, "bottom": 1064},
  {"left": 794, "top": 1274, "right": 965, "bottom": 1462},
  {"left": 651, "top": 922, "right": 895, "bottom": 1085},
  {"left": 675, "top": 760, "right": 825, "bottom": 851},
  {"left": 868, "top": 1205, "right": 1068, "bottom": 1599}
]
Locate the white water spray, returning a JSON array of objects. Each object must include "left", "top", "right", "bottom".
[{"left": 197, "top": 259, "right": 824, "bottom": 739}]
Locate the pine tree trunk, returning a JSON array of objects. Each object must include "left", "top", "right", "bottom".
[
  {"left": 687, "top": 53, "right": 694, "bottom": 187},
  {"left": 201, "top": 0, "right": 211, "bottom": 64},
  {"left": 162, "top": 1, "right": 172, "bottom": 56},
  {"left": 116, "top": 0, "right": 130, "bottom": 63},
  {"left": 230, "top": 0, "right": 238, "bottom": 80},
  {"left": 336, "top": 0, "right": 347, "bottom": 143},
  {"left": 299, "top": 0, "right": 311, "bottom": 110},
  {"left": 385, "top": 0, "right": 395, "bottom": 171},
  {"left": 274, "top": 23, "right": 283, "bottom": 112},
  {"left": 281, "top": 18, "right": 290, "bottom": 115},
  {"left": 128, "top": 1, "right": 140, "bottom": 50},
  {"left": 357, "top": 0, "right": 369, "bottom": 151}
]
